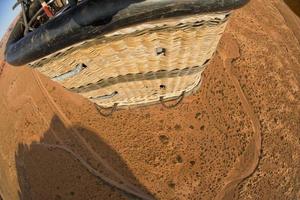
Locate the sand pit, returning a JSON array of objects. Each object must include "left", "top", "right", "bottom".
[{"left": 0, "top": 0, "right": 299, "bottom": 199}]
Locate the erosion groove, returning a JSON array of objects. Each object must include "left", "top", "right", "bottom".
[
  {"left": 216, "top": 36, "right": 262, "bottom": 200},
  {"left": 220, "top": 59, "right": 262, "bottom": 199}
]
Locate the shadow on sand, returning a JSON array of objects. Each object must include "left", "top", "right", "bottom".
[
  {"left": 15, "top": 115, "right": 155, "bottom": 200},
  {"left": 284, "top": 0, "right": 300, "bottom": 17}
]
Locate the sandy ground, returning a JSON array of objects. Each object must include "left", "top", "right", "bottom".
[{"left": 0, "top": 0, "right": 299, "bottom": 199}]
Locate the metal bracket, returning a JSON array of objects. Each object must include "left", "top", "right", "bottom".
[
  {"left": 95, "top": 103, "right": 118, "bottom": 117},
  {"left": 160, "top": 91, "right": 185, "bottom": 108}
]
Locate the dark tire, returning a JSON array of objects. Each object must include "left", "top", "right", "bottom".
[{"left": 5, "top": 0, "right": 249, "bottom": 66}]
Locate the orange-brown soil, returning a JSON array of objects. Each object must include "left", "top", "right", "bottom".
[{"left": 0, "top": 0, "right": 299, "bottom": 199}]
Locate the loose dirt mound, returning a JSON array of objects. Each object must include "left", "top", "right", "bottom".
[{"left": 0, "top": 0, "right": 299, "bottom": 199}]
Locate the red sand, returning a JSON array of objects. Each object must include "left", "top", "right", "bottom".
[{"left": 0, "top": 0, "right": 299, "bottom": 199}]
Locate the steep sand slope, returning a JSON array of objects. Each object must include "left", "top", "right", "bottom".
[{"left": 0, "top": 0, "right": 299, "bottom": 199}]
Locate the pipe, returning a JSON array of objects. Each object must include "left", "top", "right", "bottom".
[{"left": 5, "top": 0, "right": 249, "bottom": 66}]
